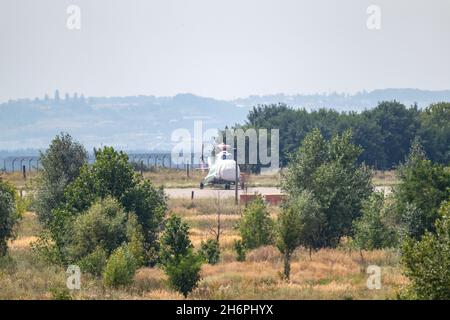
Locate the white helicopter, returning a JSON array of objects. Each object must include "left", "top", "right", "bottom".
[{"left": 199, "top": 143, "right": 241, "bottom": 190}]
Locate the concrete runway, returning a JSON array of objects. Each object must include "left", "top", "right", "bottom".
[{"left": 164, "top": 186, "right": 391, "bottom": 199}]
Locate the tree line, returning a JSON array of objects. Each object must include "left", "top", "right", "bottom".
[{"left": 235, "top": 101, "right": 450, "bottom": 171}]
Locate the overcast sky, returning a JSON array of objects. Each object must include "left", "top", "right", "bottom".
[{"left": 1, "top": 0, "right": 449, "bottom": 102}]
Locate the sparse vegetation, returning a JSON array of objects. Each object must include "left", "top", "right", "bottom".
[
  {"left": 103, "top": 245, "right": 139, "bottom": 288},
  {"left": 200, "top": 239, "right": 220, "bottom": 265},
  {"left": 159, "top": 215, "right": 203, "bottom": 297},
  {"left": 0, "top": 179, "right": 21, "bottom": 257},
  {"left": 282, "top": 129, "right": 373, "bottom": 248},
  {"left": 237, "top": 196, "right": 274, "bottom": 249},
  {"left": 353, "top": 192, "right": 398, "bottom": 251},
  {"left": 277, "top": 191, "right": 322, "bottom": 279},
  {"left": 233, "top": 240, "right": 246, "bottom": 262},
  {"left": 400, "top": 202, "right": 450, "bottom": 299}
]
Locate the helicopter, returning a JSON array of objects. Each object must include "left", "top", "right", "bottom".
[{"left": 199, "top": 143, "right": 241, "bottom": 190}]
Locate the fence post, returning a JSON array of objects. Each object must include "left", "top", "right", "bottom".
[{"left": 22, "top": 165, "right": 26, "bottom": 180}]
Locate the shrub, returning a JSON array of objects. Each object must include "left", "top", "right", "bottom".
[
  {"left": 78, "top": 246, "right": 108, "bottom": 277},
  {"left": 159, "top": 215, "right": 203, "bottom": 297},
  {"left": 103, "top": 245, "right": 138, "bottom": 288},
  {"left": 159, "top": 215, "right": 192, "bottom": 265},
  {"left": 233, "top": 240, "right": 246, "bottom": 262},
  {"left": 64, "top": 147, "right": 167, "bottom": 248},
  {"left": 164, "top": 249, "right": 203, "bottom": 298},
  {"left": 353, "top": 192, "right": 398, "bottom": 250},
  {"left": 238, "top": 196, "right": 274, "bottom": 249},
  {"left": 274, "top": 190, "right": 324, "bottom": 279},
  {"left": 49, "top": 287, "right": 73, "bottom": 300},
  {"left": 34, "top": 133, "right": 87, "bottom": 224},
  {"left": 400, "top": 201, "right": 450, "bottom": 299},
  {"left": 393, "top": 140, "right": 450, "bottom": 239},
  {"left": 0, "top": 254, "right": 17, "bottom": 273},
  {"left": 199, "top": 239, "right": 220, "bottom": 265},
  {"left": 0, "top": 180, "right": 21, "bottom": 257},
  {"left": 125, "top": 213, "right": 147, "bottom": 267},
  {"left": 67, "top": 197, "right": 128, "bottom": 262}
]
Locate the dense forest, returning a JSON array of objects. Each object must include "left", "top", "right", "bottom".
[{"left": 235, "top": 101, "right": 450, "bottom": 170}]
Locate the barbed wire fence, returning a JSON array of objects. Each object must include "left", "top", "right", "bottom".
[{"left": 0, "top": 153, "right": 197, "bottom": 173}]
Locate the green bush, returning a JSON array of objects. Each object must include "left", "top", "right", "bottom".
[
  {"left": 393, "top": 140, "right": 450, "bottom": 239},
  {"left": 66, "top": 197, "right": 127, "bottom": 263},
  {"left": 353, "top": 192, "right": 398, "bottom": 250},
  {"left": 64, "top": 147, "right": 167, "bottom": 248},
  {"left": 34, "top": 133, "right": 87, "bottom": 224},
  {"left": 277, "top": 191, "right": 322, "bottom": 279},
  {"left": 78, "top": 246, "right": 108, "bottom": 277},
  {"left": 49, "top": 287, "right": 73, "bottom": 300},
  {"left": 0, "top": 180, "right": 21, "bottom": 257},
  {"left": 34, "top": 144, "right": 167, "bottom": 268},
  {"left": 159, "top": 215, "right": 203, "bottom": 297},
  {"left": 125, "top": 213, "right": 147, "bottom": 267},
  {"left": 233, "top": 240, "right": 246, "bottom": 262},
  {"left": 164, "top": 249, "right": 203, "bottom": 298},
  {"left": 103, "top": 245, "right": 138, "bottom": 288},
  {"left": 238, "top": 196, "right": 274, "bottom": 249},
  {"left": 159, "top": 215, "right": 192, "bottom": 265},
  {"left": 199, "top": 239, "right": 220, "bottom": 265},
  {"left": 400, "top": 201, "right": 450, "bottom": 299}
]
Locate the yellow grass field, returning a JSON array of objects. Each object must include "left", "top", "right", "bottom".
[
  {"left": 0, "top": 198, "right": 407, "bottom": 300},
  {"left": 1, "top": 169, "right": 395, "bottom": 190}
]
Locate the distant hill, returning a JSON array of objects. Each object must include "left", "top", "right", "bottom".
[
  {"left": 233, "top": 89, "right": 450, "bottom": 111},
  {"left": 1, "top": 89, "right": 449, "bottom": 151},
  {"left": 0, "top": 93, "right": 248, "bottom": 151}
]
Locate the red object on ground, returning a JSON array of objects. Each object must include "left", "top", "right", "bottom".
[
  {"left": 240, "top": 194, "right": 258, "bottom": 204},
  {"left": 239, "top": 194, "right": 286, "bottom": 206},
  {"left": 263, "top": 194, "right": 286, "bottom": 206}
]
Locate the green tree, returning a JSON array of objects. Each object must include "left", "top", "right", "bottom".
[
  {"left": 418, "top": 102, "right": 450, "bottom": 164},
  {"left": 35, "top": 133, "right": 87, "bottom": 224},
  {"left": 238, "top": 196, "right": 274, "bottom": 249},
  {"left": 0, "top": 180, "right": 21, "bottom": 257},
  {"left": 159, "top": 215, "right": 203, "bottom": 297},
  {"left": 103, "top": 244, "right": 138, "bottom": 288},
  {"left": 78, "top": 246, "right": 108, "bottom": 277},
  {"left": 233, "top": 240, "right": 246, "bottom": 262},
  {"left": 164, "top": 249, "right": 203, "bottom": 298},
  {"left": 159, "top": 215, "right": 192, "bottom": 263},
  {"left": 364, "top": 101, "right": 420, "bottom": 169},
  {"left": 394, "top": 140, "right": 450, "bottom": 239},
  {"left": 66, "top": 197, "right": 128, "bottom": 262},
  {"left": 199, "top": 239, "right": 220, "bottom": 265},
  {"left": 64, "top": 147, "right": 167, "bottom": 249},
  {"left": 353, "top": 192, "right": 398, "bottom": 250},
  {"left": 277, "top": 191, "right": 322, "bottom": 279},
  {"left": 401, "top": 201, "right": 450, "bottom": 299},
  {"left": 282, "top": 129, "right": 373, "bottom": 248}
]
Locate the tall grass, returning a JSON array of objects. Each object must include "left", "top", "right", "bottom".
[{"left": 0, "top": 197, "right": 406, "bottom": 300}]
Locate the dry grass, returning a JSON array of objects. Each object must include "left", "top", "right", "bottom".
[
  {"left": 1, "top": 169, "right": 396, "bottom": 191},
  {"left": 373, "top": 170, "right": 399, "bottom": 187},
  {"left": 0, "top": 195, "right": 406, "bottom": 300},
  {"left": 0, "top": 169, "right": 280, "bottom": 189},
  {"left": 0, "top": 171, "right": 38, "bottom": 189}
]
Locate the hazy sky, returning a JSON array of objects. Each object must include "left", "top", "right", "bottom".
[{"left": 1, "top": 0, "right": 450, "bottom": 102}]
